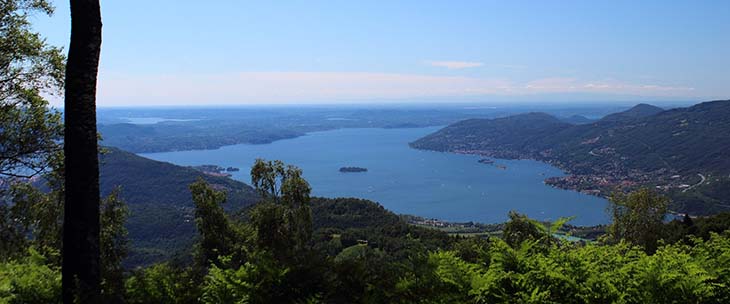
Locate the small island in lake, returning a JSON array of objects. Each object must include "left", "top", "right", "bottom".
[
  {"left": 478, "top": 158, "right": 494, "bottom": 164},
  {"left": 340, "top": 166, "right": 368, "bottom": 173},
  {"left": 189, "top": 164, "right": 232, "bottom": 177}
]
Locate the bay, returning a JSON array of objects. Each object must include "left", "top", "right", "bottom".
[{"left": 141, "top": 127, "right": 609, "bottom": 225}]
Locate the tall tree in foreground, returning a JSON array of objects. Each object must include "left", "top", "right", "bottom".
[
  {"left": 189, "top": 179, "right": 239, "bottom": 268},
  {"left": 250, "top": 159, "right": 313, "bottom": 261},
  {"left": 99, "top": 188, "right": 129, "bottom": 304},
  {"left": 62, "top": 0, "right": 103, "bottom": 302},
  {"left": 607, "top": 188, "right": 668, "bottom": 253}
]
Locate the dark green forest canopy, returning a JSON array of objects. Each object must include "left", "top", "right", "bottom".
[{"left": 118, "top": 181, "right": 730, "bottom": 304}]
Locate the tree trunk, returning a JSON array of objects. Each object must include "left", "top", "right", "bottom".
[{"left": 62, "top": 0, "right": 103, "bottom": 302}]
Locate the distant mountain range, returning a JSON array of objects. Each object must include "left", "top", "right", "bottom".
[
  {"left": 411, "top": 100, "right": 730, "bottom": 215},
  {"left": 98, "top": 123, "right": 304, "bottom": 153},
  {"left": 96, "top": 107, "right": 498, "bottom": 153}
]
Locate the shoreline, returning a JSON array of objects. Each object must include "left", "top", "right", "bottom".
[
  {"left": 409, "top": 146, "right": 710, "bottom": 218},
  {"left": 130, "top": 125, "right": 444, "bottom": 154}
]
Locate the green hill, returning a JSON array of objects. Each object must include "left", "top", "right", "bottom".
[
  {"left": 410, "top": 112, "right": 572, "bottom": 157},
  {"left": 99, "top": 148, "right": 258, "bottom": 266},
  {"left": 310, "top": 197, "right": 452, "bottom": 254},
  {"left": 597, "top": 103, "right": 664, "bottom": 122},
  {"left": 411, "top": 100, "right": 730, "bottom": 215},
  {"left": 549, "top": 100, "right": 730, "bottom": 174}
]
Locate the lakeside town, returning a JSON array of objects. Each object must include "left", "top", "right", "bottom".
[{"left": 450, "top": 148, "right": 725, "bottom": 216}]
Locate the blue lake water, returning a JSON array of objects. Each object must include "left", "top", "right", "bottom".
[
  {"left": 124, "top": 117, "right": 201, "bottom": 124},
  {"left": 141, "top": 127, "right": 609, "bottom": 225}
]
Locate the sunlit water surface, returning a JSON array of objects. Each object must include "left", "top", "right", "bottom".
[{"left": 142, "top": 127, "right": 609, "bottom": 225}]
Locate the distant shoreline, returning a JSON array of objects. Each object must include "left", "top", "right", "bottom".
[{"left": 118, "top": 125, "right": 444, "bottom": 154}]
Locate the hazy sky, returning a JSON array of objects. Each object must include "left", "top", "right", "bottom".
[{"left": 33, "top": 0, "right": 730, "bottom": 106}]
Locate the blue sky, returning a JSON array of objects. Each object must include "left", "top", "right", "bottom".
[{"left": 33, "top": 0, "right": 730, "bottom": 106}]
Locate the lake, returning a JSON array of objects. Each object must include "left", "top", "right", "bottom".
[
  {"left": 141, "top": 127, "right": 609, "bottom": 225},
  {"left": 123, "top": 117, "right": 201, "bottom": 124}
]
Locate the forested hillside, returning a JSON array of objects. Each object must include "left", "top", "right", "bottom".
[
  {"left": 597, "top": 103, "right": 664, "bottom": 122},
  {"left": 99, "top": 148, "right": 258, "bottom": 266},
  {"left": 411, "top": 112, "right": 572, "bottom": 156},
  {"left": 411, "top": 100, "right": 730, "bottom": 215},
  {"left": 548, "top": 100, "right": 730, "bottom": 174}
]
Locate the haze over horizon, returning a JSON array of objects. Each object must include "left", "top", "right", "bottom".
[{"left": 34, "top": 0, "right": 730, "bottom": 106}]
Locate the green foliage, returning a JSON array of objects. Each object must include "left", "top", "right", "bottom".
[
  {"left": 428, "top": 251, "right": 479, "bottom": 302},
  {"left": 201, "top": 253, "right": 289, "bottom": 304},
  {"left": 184, "top": 161, "right": 325, "bottom": 302},
  {"left": 628, "top": 244, "right": 715, "bottom": 303},
  {"left": 249, "top": 159, "right": 313, "bottom": 261},
  {"left": 311, "top": 197, "right": 401, "bottom": 230},
  {"left": 694, "top": 212, "right": 730, "bottom": 240},
  {"left": 247, "top": 202, "right": 290, "bottom": 260},
  {"left": 608, "top": 188, "right": 668, "bottom": 253},
  {"left": 690, "top": 233, "right": 730, "bottom": 302},
  {"left": 462, "top": 234, "right": 730, "bottom": 304},
  {"left": 100, "top": 188, "right": 130, "bottom": 303},
  {"left": 1, "top": 182, "right": 61, "bottom": 260},
  {"left": 0, "top": 204, "right": 27, "bottom": 260},
  {"left": 0, "top": 182, "right": 130, "bottom": 302},
  {"left": 69, "top": 213, "right": 730, "bottom": 303},
  {"left": 124, "top": 263, "right": 200, "bottom": 304},
  {"left": 502, "top": 211, "right": 546, "bottom": 247},
  {"left": 453, "top": 236, "right": 491, "bottom": 264},
  {"left": 327, "top": 245, "right": 394, "bottom": 302},
  {"left": 189, "top": 179, "right": 242, "bottom": 268},
  {"left": 0, "top": 0, "right": 64, "bottom": 180},
  {"left": 0, "top": 247, "right": 61, "bottom": 304}
]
